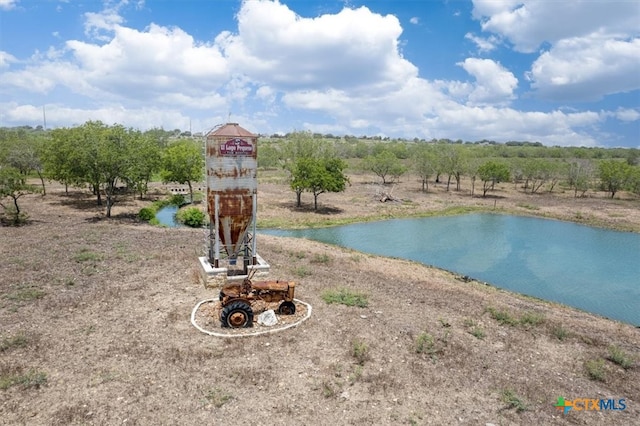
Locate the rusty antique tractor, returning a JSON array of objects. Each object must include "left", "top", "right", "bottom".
[{"left": 219, "top": 278, "right": 296, "bottom": 328}]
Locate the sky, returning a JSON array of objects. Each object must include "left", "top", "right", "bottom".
[{"left": 0, "top": 0, "right": 639, "bottom": 148}]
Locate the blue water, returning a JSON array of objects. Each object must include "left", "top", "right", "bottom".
[
  {"left": 260, "top": 214, "right": 640, "bottom": 326},
  {"left": 155, "top": 205, "right": 181, "bottom": 227}
]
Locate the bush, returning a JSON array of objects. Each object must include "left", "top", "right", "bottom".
[
  {"left": 351, "top": 339, "right": 370, "bottom": 365},
  {"left": 585, "top": 358, "right": 606, "bottom": 381},
  {"left": 608, "top": 345, "right": 634, "bottom": 369},
  {"left": 176, "top": 207, "right": 205, "bottom": 227},
  {"left": 169, "top": 193, "right": 186, "bottom": 206},
  {"left": 138, "top": 207, "right": 155, "bottom": 221}
]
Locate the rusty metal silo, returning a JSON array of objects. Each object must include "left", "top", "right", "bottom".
[{"left": 205, "top": 123, "right": 257, "bottom": 269}]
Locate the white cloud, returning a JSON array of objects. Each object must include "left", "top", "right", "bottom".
[
  {"left": 472, "top": 1, "right": 640, "bottom": 103},
  {"left": 430, "top": 105, "right": 602, "bottom": 146},
  {"left": 0, "top": 0, "right": 632, "bottom": 148},
  {"left": 471, "top": 0, "right": 521, "bottom": 20},
  {"left": 0, "top": 101, "right": 220, "bottom": 133},
  {"left": 464, "top": 33, "right": 499, "bottom": 52},
  {"left": 218, "top": 1, "right": 417, "bottom": 91},
  {"left": 28, "top": 23, "right": 228, "bottom": 108},
  {"left": 409, "top": 17, "right": 419, "bottom": 25},
  {"left": 0, "top": 0, "right": 17, "bottom": 11},
  {"left": 0, "top": 51, "right": 17, "bottom": 68},
  {"left": 472, "top": 0, "right": 639, "bottom": 53},
  {"left": 526, "top": 34, "right": 640, "bottom": 101},
  {"left": 615, "top": 108, "right": 640, "bottom": 122},
  {"left": 458, "top": 58, "right": 518, "bottom": 105}
]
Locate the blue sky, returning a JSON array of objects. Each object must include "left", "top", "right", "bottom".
[{"left": 0, "top": 0, "right": 638, "bottom": 147}]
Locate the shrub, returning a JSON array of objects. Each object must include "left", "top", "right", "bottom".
[
  {"left": 176, "top": 207, "right": 205, "bottom": 227},
  {"left": 470, "top": 327, "right": 486, "bottom": 340},
  {"left": 608, "top": 345, "right": 634, "bottom": 369},
  {"left": 415, "top": 332, "right": 435, "bottom": 354},
  {"left": 169, "top": 193, "right": 186, "bottom": 206},
  {"left": 138, "top": 207, "right": 155, "bottom": 221},
  {"left": 519, "top": 311, "right": 545, "bottom": 327},
  {"left": 585, "top": 358, "right": 606, "bottom": 381},
  {"left": 486, "top": 307, "right": 518, "bottom": 326},
  {"left": 351, "top": 339, "right": 370, "bottom": 365},
  {"left": 500, "top": 389, "right": 529, "bottom": 412},
  {"left": 551, "top": 325, "right": 570, "bottom": 341}
]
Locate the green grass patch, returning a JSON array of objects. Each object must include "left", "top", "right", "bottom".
[
  {"left": 551, "top": 325, "right": 570, "bottom": 341},
  {"left": 607, "top": 345, "right": 634, "bottom": 369},
  {"left": 585, "top": 358, "right": 606, "bottom": 381},
  {"left": 292, "top": 265, "right": 311, "bottom": 278},
  {"left": 73, "top": 248, "right": 103, "bottom": 263},
  {"left": 257, "top": 205, "right": 484, "bottom": 230},
  {"left": 500, "top": 389, "right": 529, "bottom": 412},
  {"left": 415, "top": 332, "right": 435, "bottom": 355},
  {"left": 321, "top": 288, "right": 368, "bottom": 308},
  {"left": 519, "top": 311, "right": 546, "bottom": 327},
  {"left": 203, "top": 387, "right": 233, "bottom": 408},
  {"left": 486, "top": 307, "right": 519, "bottom": 326},
  {"left": 486, "top": 307, "right": 545, "bottom": 327},
  {"left": 0, "top": 369, "right": 47, "bottom": 390},
  {"left": 351, "top": 339, "right": 370, "bottom": 365},
  {"left": 516, "top": 203, "right": 539, "bottom": 211},
  {"left": 4, "top": 284, "right": 46, "bottom": 303},
  {"left": 311, "top": 253, "right": 331, "bottom": 264},
  {"left": 0, "top": 333, "right": 29, "bottom": 352},
  {"left": 469, "top": 327, "right": 486, "bottom": 340}
]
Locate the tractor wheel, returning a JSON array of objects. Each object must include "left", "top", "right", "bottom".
[
  {"left": 221, "top": 301, "right": 254, "bottom": 328},
  {"left": 278, "top": 301, "right": 296, "bottom": 315}
]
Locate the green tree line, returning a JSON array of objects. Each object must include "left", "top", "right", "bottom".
[
  {"left": 0, "top": 122, "right": 203, "bottom": 220},
  {"left": 1, "top": 124, "right": 639, "bottom": 224}
]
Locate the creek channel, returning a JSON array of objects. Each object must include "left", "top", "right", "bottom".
[{"left": 260, "top": 213, "right": 640, "bottom": 326}]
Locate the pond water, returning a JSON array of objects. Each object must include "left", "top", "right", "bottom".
[
  {"left": 260, "top": 214, "right": 640, "bottom": 326},
  {"left": 155, "top": 205, "right": 181, "bottom": 227}
]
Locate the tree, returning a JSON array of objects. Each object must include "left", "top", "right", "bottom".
[
  {"left": 257, "top": 142, "right": 280, "bottom": 169},
  {"left": 290, "top": 157, "right": 348, "bottom": 210},
  {"left": 98, "top": 124, "right": 133, "bottom": 217},
  {"left": 466, "top": 158, "right": 482, "bottom": 197},
  {"left": 161, "top": 139, "right": 204, "bottom": 203},
  {"left": 567, "top": 160, "right": 593, "bottom": 198},
  {"left": 44, "top": 128, "right": 83, "bottom": 194},
  {"left": 412, "top": 144, "right": 436, "bottom": 192},
  {"left": 478, "top": 161, "right": 510, "bottom": 197},
  {"left": 127, "top": 131, "right": 162, "bottom": 199},
  {"left": 437, "top": 144, "right": 467, "bottom": 191},
  {"left": 598, "top": 160, "right": 631, "bottom": 198},
  {"left": 0, "top": 166, "right": 41, "bottom": 224},
  {"left": 363, "top": 150, "right": 406, "bottom": 184},
  {"left": 282, "top": 131, "right": 333, "bottom": 206},
  {"left": 0, "top": 129, "right": 47, "bottom": 195},
  {"left": 628, "top": 166, "right": 640, "bottom": 196}
]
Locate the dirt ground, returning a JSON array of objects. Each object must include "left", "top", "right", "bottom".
[{"left": 1, "top": 173, "right": 639, "bottom": 425}]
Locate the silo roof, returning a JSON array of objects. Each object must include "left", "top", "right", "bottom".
[{"left": 208, "top": 123, "right": 256, "bottom": 138}]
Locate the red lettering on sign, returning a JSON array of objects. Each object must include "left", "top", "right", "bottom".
[{"left": 220, "top": 138, "right": 254, "bottom": 156}]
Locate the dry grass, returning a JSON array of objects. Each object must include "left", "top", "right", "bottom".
[{"left": 0, "top": 176, "right": 639, "bottom": 425}]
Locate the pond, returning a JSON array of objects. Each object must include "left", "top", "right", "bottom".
[
  {"left": 155, "top": 205, "right": 182, "bottom": 228},
  {"left": 260, "top": 214, "right": 640, "bottom": 326}
]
